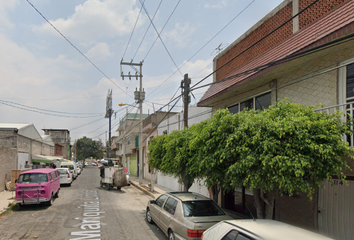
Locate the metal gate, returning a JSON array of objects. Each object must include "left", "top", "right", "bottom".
[{"left": 318, "top": 179, "right": 354, "bottom": 240}]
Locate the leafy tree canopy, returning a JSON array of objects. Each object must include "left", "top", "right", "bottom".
[{"left": 76, "top": 136, "right": 103, "bottom": 160}]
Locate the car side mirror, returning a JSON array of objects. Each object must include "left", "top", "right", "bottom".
[
  {"left": 15, "top": 179, "right": 17, "bottom": 183},
  {"left": 150, "top": 200, "right": 157, "bottom": 205}
]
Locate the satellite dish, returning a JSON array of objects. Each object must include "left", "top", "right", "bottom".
[{"left": 211, "top": 42, "right": 229, "bottom": 56}]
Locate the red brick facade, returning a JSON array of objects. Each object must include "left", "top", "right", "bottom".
[{"left": 215, "top": 0, "right": 348, "bottom": 82}]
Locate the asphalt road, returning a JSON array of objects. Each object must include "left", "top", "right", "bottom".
[{"left": 0, "top": 166, "right": 167, "bottom": 240}]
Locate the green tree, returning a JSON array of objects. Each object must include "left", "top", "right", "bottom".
[
  {"left": 76, "top": 136, "right": 103, "bottom": 160},
  {"left": 192, "top": 101, "right": 353, "bottom": 219}
]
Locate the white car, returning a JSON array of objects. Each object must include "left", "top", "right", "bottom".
[
  {"left": 57, "top": 168, "right": 72, "bottom": 186},
  {"left": 201, "top": 219, "right": 334, "bottom": 240},
  {"left": 60, "top": 161, "right": 78, "bottom": 179}
]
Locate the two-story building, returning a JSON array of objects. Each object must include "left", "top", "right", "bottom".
[
  {"left": 198, "top": 0, "right": 354, "bottom": 239},
  {"left": 42, "top": 129, "right": 71, "bottom": 159},
  {"left": 116, "top": 112, "right": 148, "bottom": 176}
]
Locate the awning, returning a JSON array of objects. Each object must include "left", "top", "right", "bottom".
[{"left": 32, "top": 155, "right": 63, "bottom": 164}]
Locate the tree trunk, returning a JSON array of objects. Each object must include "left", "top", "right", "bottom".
[
  {"left": 264, "top": 191, "right": 276, "bottom": 219},
  {"left": 253, "top": 189, "right": 264, "bottom": 219}
]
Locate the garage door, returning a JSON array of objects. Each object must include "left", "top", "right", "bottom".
[{"left": 318, "top": 179, "right": 354, "bottom": 240}]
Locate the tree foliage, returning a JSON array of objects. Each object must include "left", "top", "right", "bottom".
[
  {"left": 76, "top": 136, "right": 103, "bottom": 160},
  {"left": 148, "top": 100, "right": 353, "bottom": 218}
]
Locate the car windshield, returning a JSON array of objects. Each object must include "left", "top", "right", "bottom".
[
  {"left": 58, "top": 169, "right": 68, "bottom": 175},
  {"left": 18, "top": 173, "right": 48, "bottom": 183},
  {"left": 182, "top": 200, "right": 225, "bottom": 217}
]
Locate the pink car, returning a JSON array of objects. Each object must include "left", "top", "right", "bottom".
[{"left": 15, "top": 168, "right": 60, "bottom": 206}]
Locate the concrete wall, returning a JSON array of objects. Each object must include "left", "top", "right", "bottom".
[
  {"left": 0, "top": 146, "right": 17, "bottom": 191},
  {"left": 17, "top": 135, "right": 31, "bottom": 153},
  {"left": 32, "top": 140, "right": 42, "bottom": 155}
]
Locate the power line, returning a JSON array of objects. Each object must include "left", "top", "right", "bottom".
[
  {"left": 138, "top": 0, "right": 183, "bottom": 77},
  {"left": 192, "top": 31, "right": 354, "bottom": 93},
  {"left": 26, "top": 0, "right": 128, "bottom": 96},
  {"left": 191, "top": 0, "right": 321, "bottom": 90},
  {"left": 146, "top": 0, "right": 254, "bottom": 98},
  {"left": 132, "top": 0, "right": 163, "bottom": 61},
  {"left": 0, "top": 100, "right": 103, "bottom": 118},
  {"left": 143, "top": 0, "right": 181, "bottom": 61},
  {"left": 122, "top": 0, "right": 146, "bottom": 60}
]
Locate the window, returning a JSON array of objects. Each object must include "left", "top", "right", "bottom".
[
  {"left": 128, "top": 137, "right": 130, "bottom": 145},
  {"left": 229, "top": 92, "right": 271, "bottom": 113},
  {"left": 228, "top": 104, "right": 239, "bottom": 114},
  {"left": 17, "top": 173, "right": 48, "bottom": 183},
  {"left": 182, "top": 200, "right": 225, "bottom": 217},
  {"left": 163, "top": 197, "right": 178, "bottom": 215},
  {"left": 221, "top": 230, "right": 238, "bottom": 240},
  {"left": 240, "top": 99, "right": 253, "bottom": 111},
  {"left": 255, "top": 92, "right": 271, "bottom": 110},
  {"left": 156, "top": 194, "right": 168, "bottom": 208},
  {"left": 221, "top": 230, "right": 254, "bottom": 240},
  {"left": 49, "top": 173, "right": 53, "bottom": 181}
]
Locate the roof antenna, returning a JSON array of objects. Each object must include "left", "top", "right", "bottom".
[{"left": 245, "top": 203, "right": 256, "bottom": 221}]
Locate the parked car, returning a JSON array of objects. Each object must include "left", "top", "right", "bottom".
[
  {"left": 126, "top": 172, "right": 131, "bottom": 185},
  {"left": 146, "top": 192, "right": 233, "bottom": 240},
  {"left": 57, "top": 168, "right": 72, "bottom": 186},
  {"left": 60, "top": 161, "right": 78, "bottom": 179},
  {"left": 15, "top": 168, "right": 60, "bottom": 206},
  {"left": 201, "top": 219, "right": 334, "bottom": 240}
]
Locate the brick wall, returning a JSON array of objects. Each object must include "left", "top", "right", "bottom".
[
  {"left": 215, "top": 0, "right": 348, "bottom": 82},
  {"left": 299, "top": 0, "right": 347, "bottom": 30},
  {"left": 0, "top": 146, "right": 17, "bottom": 191}
]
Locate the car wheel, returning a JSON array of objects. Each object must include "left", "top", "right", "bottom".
[
  {"left": 146, "top": 208, "right": 154, "bottom": 224},
  {"left": 117, "top": 187, "right": 121, "bottom": 191},
  {"left": 47, "top": 195, "right": 53, "bottom": 206},
  {"left": 168, "top": 230, "right": 175, "bottom": 240},
  {"left": 68, "top": 183, "right": 71, "bottom": 187},
  {"left": 100, "top": 180, "right": 103, "bottom": 187},
  {"left": 106, "top": 184, "right": 111, "bottom": 190},
  {"left": 54, "top": 189, "right": 59, "bottom": 198}
]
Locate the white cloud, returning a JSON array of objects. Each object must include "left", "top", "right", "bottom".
[
  {"left": 86, "top": 42, "right": 112, "bottom": 61},
  {"left": 32, "top": 0, "right": 144, "bottom": 45},
  {"left": 163, "top": 22, "right": 195, "bottom": 49},
  {"left": 0, "top": 0, "right": 18, "bottom": 29},
  {"left": 204, "top": 1, "right": 228, "bottom": 9}
]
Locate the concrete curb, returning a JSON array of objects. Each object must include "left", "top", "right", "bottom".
[{"left": 130, "top": 181, "right": 157, "bottom": 199}]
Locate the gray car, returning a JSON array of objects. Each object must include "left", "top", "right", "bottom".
[{"left": 146, "top": 192, "right": 233, "bottom": 240}]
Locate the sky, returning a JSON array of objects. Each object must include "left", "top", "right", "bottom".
[{"left": 0, "top": 0, "right": 284, "bottom": 144}]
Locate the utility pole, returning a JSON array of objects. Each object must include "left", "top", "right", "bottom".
[
  {"left": 181, "top": 73, "right": 191, "bottom": 128},
  {"left": 105, "top": 89, "right": 113, "bottom": 158},
  {"left": 181, "top": 73, "right": 191, "bottom": 192},
  {"left": 121, "top": 60, "right": 145, "bottom": 185}
]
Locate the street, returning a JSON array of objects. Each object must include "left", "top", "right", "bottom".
[{"left": 0, "top": 166, "right": 166, "bottom": 240}]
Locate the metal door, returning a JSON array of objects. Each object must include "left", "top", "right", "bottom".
[{"left": 318, "top": 179, "right": 354, "bottom": 240}]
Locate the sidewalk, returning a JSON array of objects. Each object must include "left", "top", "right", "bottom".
[
  {"left": 129, "top": 176, "right": 169, "bottom": 199},
  {"left": 0, "top": 190, "right": 15, "bottom": 215}
]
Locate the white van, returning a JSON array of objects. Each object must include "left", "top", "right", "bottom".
[{"left": 60, "top": 161, "right": 78, "bottom": 180}]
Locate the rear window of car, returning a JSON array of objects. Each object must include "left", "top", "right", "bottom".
[
  {"left": 61, "top": 165, "right": 74, "bottom": 170},
  {"left": 182, "top": 200, "right": 225, "bottom": 217},
  {"left": 58, "top": 169, "right": 68, "bottom": 175},
  {"left": 18, "top": 173, "right": 48, "bottom": 183}
]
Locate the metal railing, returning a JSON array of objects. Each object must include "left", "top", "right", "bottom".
[{"left": 314, "top": 102, "right": 354, "bottom": 147}]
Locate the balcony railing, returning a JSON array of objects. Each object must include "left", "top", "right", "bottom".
[{"left": 314, "top": 102, "right": 354, "bottom": 147}]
